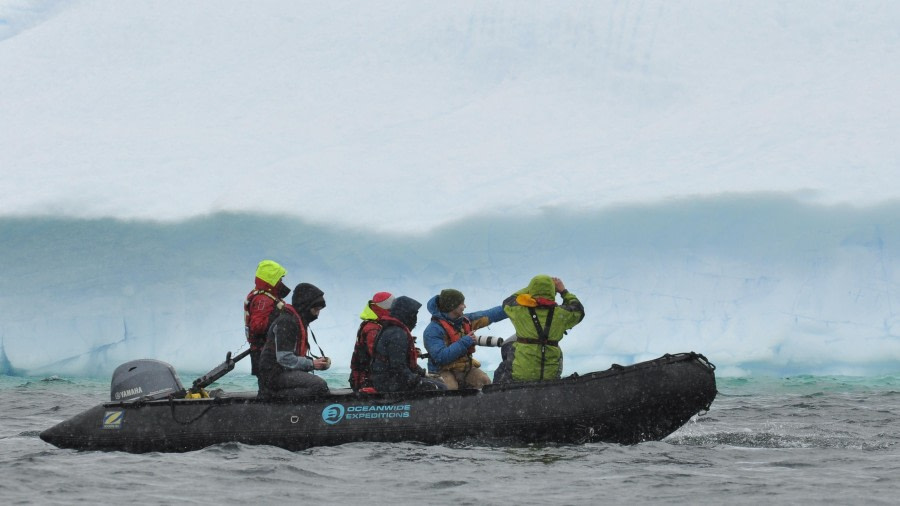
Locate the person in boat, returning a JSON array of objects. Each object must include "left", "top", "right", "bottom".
[
  {"left": 493, "top": 275, "right": 584, "bottom": 383},
  {"left": 370, "top": 296, "right": 446, "bottom": 392},
  {"left": 257, "top": 282, "right": 331, "bottom": 399},
  {"left": 349, "top": 291, "right": 395, "bottom": 391},
  {"left": 423, "top": 289, "right": 508, "bottom": 390},
  {"left": 244, "top": 260, "right": 292, "bottom": 377}
]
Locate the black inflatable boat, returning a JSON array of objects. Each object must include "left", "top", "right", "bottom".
[{"left": 40, "top": 352, "right": 716, "bottom": 453}]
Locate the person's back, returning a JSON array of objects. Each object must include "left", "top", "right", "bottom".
[
  {"left": 495, "top": 275, "right": 584, "bottom": 383},
  {"left": 244, "top": 260, "right": 290, "bottom": 376},
  {"left": 371, "top": 296, "right": 445, "bottom": 393},
  {"left": 349, "top": 292, "right": 394, "bottom": 391}
]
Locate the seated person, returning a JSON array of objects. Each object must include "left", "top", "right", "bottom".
[
  {"left": 370, "top": 296, "right": 446, "bottom": 393},
  {"left": 244, "top": 259, "right": 291, "bottom": 376},
  {"left": 424, "top": 289, "right": 508, "bottom": 390},
  {"left": 257, "top": 283, "right": 331, "bottom": 399},
  {"left": 349, "top": 291, "right": 395, "bottom": 391}
]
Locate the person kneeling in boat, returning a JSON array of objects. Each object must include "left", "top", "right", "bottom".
[
  {"left": 423, "top": 289, "right": 508, "bottom": 390},
  {"left": 493, "top": 275, "right": 584, "bottom": 383},
  {"left": 257, "top": 283, "right": 331, "bottom": 399},
  {"left": 370, "top": 296, "right": 446, "bottom": 392},
  {"left": 244, "top": 260, "right": 291, "bottom": 378}
]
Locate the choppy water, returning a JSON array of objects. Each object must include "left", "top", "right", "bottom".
[{"left": 2, "top": 372, "right": 899, "bottom": 505}]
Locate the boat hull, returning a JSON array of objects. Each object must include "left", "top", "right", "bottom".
[{"left": 40, "top": 352, "right": 716, "bottom": 453}]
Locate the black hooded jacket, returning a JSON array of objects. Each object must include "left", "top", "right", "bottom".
[{"left": 370, "top": 296, "right": 424, "bottom": 392}]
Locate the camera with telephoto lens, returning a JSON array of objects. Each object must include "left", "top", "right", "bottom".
[{"left": 474, "top": 335, "right": 504, "bottom": 347}]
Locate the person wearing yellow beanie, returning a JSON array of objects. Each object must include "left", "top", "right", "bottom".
[{"left": 244, "top": 260, "right": 290, "bottom": 376}]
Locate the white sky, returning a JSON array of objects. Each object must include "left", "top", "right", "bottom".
[{"left": 2, "top": 1, "right": 899, "bottom": 232}]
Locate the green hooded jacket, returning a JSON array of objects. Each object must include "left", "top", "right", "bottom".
[{"left": 503, "top": 275, "right": 585, "bottom": 381}]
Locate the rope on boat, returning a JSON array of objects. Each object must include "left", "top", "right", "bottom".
[
  {"left": 692, "top": 352, "right": 716, "bottom": 371},
  {"left": 167, "top": 396, "right": 217, "bottom": 425}
]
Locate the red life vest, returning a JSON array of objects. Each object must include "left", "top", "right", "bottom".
[
  {"left": 244, "top": 289, "right": 284, "bottom": 350},
  {"left": 349, "top": 320, "right": 382, "bottom": 390},
  {"left": 281, "top": 304, "right": 310, "bottom": 357}
]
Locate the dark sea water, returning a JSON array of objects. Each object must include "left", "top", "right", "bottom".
[{"left": 3, "top": 371, "right": 899, "bottom": 505}]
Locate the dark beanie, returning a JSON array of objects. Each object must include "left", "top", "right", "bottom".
[
  {"left": 292, "top": 282, "right": 326, "bottom": 314},
  {"left": 438, "top": 288, "right": 465, "bottom": 312}
]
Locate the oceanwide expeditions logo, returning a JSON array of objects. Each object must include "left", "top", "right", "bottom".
[{"left": 321, "top": 403, "right": 411, "bottom": 424}]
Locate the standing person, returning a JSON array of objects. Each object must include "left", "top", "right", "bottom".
[
  {"left": 349, "top": 291, "right": 395, "bottom": 391},
  {"left": 244, "top": 260, "right": 291, "bottom": 377},
  {"left": 493, "top": 275, "right": 585, "bottom": 383},
  {"left": 423, "top": 288, "right": 508, "bottom": 390},
  {"left": 257, "top": 283, "right": 331, "bottom": 399},
  {"left": 370, "top": 296, "right": 445, "bottom": 393}
]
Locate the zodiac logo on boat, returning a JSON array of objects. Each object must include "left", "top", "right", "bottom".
[
  {"left": 322, "top": 404, "right": 346, "bottom": 424},
  {"left": 102, "top": 410, "right": 124, "bottom": 430}
]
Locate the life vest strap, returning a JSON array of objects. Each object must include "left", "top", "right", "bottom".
[
  {"left": 527, "top": 306, "right": 555, "bottom": 380},
  {"left": 246, "top": 290, "right": 285, "bottom": 310},
  {"left": 515, "top": 337, "right": 559, "bottom": 347}
]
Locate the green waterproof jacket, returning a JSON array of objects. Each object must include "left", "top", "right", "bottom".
[{"left": 503, "top": 275, "right": 585, "bottom": 381}]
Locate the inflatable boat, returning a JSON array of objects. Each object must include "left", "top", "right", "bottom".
[{"left": 40, "top": 352, "right": 716, "bottom": 453}]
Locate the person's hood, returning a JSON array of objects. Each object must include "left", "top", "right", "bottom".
[
  {"left": 292, "top": 283, "right": 325, "bottom": 323},
  {"left": 254, "top": 260, "right": 286, "bottom": 287},
  {"left": 255, "top": 277, "right": 290, "bottom": 298},
  {"left": 426, "top": 294, "right": 446, "bottom": 319},
  {"left": 390, "top": 296, "right": 422, "bottom": 330},
  {"left": 514, "top": 274, "right": 557, "bottom": 307},
  {"left": 360, "top": 304, "right": 379, "bottom": 321},
  {"left": 516, "top": 274, "right": 556, "bottom": 298}
]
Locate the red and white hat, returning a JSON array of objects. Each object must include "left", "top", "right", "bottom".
[
  {"left": 372, "top": 292, "right": 395, "bottom": 311},
  {"left": 370, "top": 292, "right": 395, "bottom": 317}
]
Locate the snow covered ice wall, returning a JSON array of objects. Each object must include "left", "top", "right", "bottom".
[{"left": 2, "top": 195, "right": 899, "bottom": 377}]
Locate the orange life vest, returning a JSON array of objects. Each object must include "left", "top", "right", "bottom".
[{"left": 435, "top": 317, "right": 477, "bottom": 372}]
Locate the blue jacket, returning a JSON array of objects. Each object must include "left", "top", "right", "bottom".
[{"left": 423, "top": 295, "right": 508, "bottom": 373}]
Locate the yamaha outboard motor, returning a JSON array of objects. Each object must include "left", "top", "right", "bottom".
[{"left": 110, "top": 359, "right": 185, "bottom": 402}]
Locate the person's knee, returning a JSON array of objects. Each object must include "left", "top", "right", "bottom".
[
  {"left": 440, "top": 371, "right": 459, "bottom": 390},
  {"left": 493, "top": 363, "right": 511, "bottom": 384},
  {"left": 467, "top": 369, "right": 491, "bottom": 389}
]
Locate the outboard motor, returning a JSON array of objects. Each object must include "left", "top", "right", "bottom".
[{"left": 110, "top": 359, "right": 185, "bottom": 402}]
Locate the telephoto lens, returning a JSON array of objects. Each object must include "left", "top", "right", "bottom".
[{"left": 474, "top": 335, "right": 504, "bottom": 347}]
